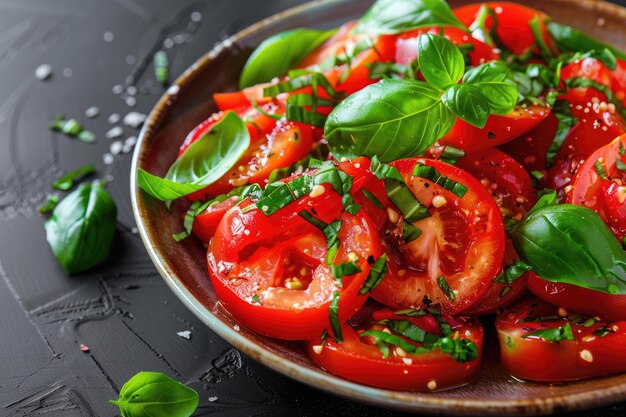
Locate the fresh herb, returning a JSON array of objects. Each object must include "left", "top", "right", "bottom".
[
  {"left": 382, "top": 319, "right": 439, "bottom": 344},
  {"left": 593, "top": 325, "right": 616, "bottom": 337},
  {"left": 462, "top": 61, "right": 518, "bottom": 115},
  {"left": 402, "top": 222, "right": 423, "bottom": 243},
  {"left": 523, "top": 315, "right": 561, "bottom": 323},
  {"left": 324, "top": 220, "right": 342, "bottom": 250},
  {"left": 529, "top": 15, "right": 554, "bottom": 61},
  {"left": 594, "top": 160, "right": 607, "bottom": 179},
  {"left": 45, "top": 181, "right": 117, "bottom": 274},
  {"left": 468, "top": 4, "right": 495, "bottom": 47},
  {"left": 110, "top": 371, "right": 199, "bottom": 417},
  {"left": 522, "top": 323, "right": 575, "bottom": 343},
  {"left": 546, "top": 21, "right": 626, "bottom": 62},
  {"left": 412, "top": 162, "right": 468, "bottom": 197},
  {"left": 299, "top": 210, "right": 328, "bottom": 231},
  {"left": 171, "top": 198, "right": 223, "bottom": 242},
  {"left": 616, "top": 159, "right": 626, "bottom": 172},
  {"left": 368, "top": 61, "right": 412, "bottom": 80},
  {"left": 526, "top": 189, "right": 557, "bottom": 217},
  {"left": 374, "top": 339, "right": 391, "bottom": 358},
  {"left": 53, "top": 164, "right": 95, "bottom": 191},
  {"left": 353, "top": 0, "right": 467, "bottom": 35},
  {"left": 331, "top": 260, "right": 362, "bottom": 281},
  {"left": 493, "top": 260, "right": 532, "bottom": 284},
  {"left": 239, "top": 28, "right": 335, "bottom": 88},
  {"left": 440, "top": 145, "right": 465, "bottom": 164},
  {"left": 437, "top": 275, "right": 455, "bottom": 301},
  {"left": 530, "top": 170, "right": 545, "bottom": 182},
  {"left": 442, "top": 84, "right": 490, "bottom": 128},
  {"left": 251, "top": 294, "right": 261, "bottom": 304},
  {"left": 329, "top": 291, "right": 342, "bottom": 342},
  {"left": 619, "top": 142, "right": 626, "bottom": 157},
  {"left": 154, "top": 50, "right": 169, "bottom": 85},
  {"left": 546, "top": 101, "right": 578, "bottom": 167},
  {"left": 385, "top": 177, "right": 431, "bottom": 222},
  {"left": 50, "top": 115, "right": 96, "bottom": 142},
  {"left": 138, "top": 112, "right": 250, "bottom": 201},
  {"left": 359, "top": 254, "right": 388, "bottom": 295},
  {"left": 361, "top": 189, "right": 384, "bottom": 208},
  {"left": 370, "top": 155, "right": 404, "bottom": 181},
  {"left": 513, "top": 204, "right": 626, "bottom": 295},
  {"left": 38, "top": 194, "right": 60, "bottom": 214},
  {"left": 417, "top": 33, "right": 465, "bottom": 90},
  {"left": 341, "top": 194, "right": 361, "bottom": 215}
]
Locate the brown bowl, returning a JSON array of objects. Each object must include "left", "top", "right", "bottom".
[{"left": 130, "top": 0, "right": 626, "bottom": 414}]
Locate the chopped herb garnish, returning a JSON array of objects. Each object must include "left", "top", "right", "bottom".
[
  {"left": 341, "top": 194, "right": 361, "bottom": 215},
  {"left": 616, "top": 159, "right": 626, "bottom": 172},
  {"left": 361, "top": 189, "right": 384, "bottom": 209},
  {"left": 595, "top": 160, "right": 607, "bottom": 179},
  {"left": 619, "top": 142, "right": 626, "bottom": 157},
  {"left": 323, "top": 220, "right": 342, "bottom": 250},
  {"left": 522, "top": 323, "right": 575, "bottom": 342},
  {"left": 154, "top": 50, "right": 169, "bottom": 85},
  {"left": 172, "top": 200, "right": 209, "bottom": 242},
  {"left": 385, "top": 179, "right": 431, "bottom": 222},
  {"left": 381, "top": 319, "right": 439, "bottom": 345},
  {"left": 299, "top": 210, "right": 328, "bottom": 231},
  {"left": 374, "top": 339, "right": 390, "bottom": 358},
  {"left": 546, "top": 101, "right": 577, "bottom": 167},
  {"left": 593, "top": 325, "right": 615, "bottom": 337},
  {"left": 331, "top": 260, "right": 362, "bottom": 281},
  {"left": 329, "top": 291, "right": 342, "bottom": 342},
  {"left": 437, "top": 275, "right": 455, "bottom": 301},
  {"left": 530, "top": 170, "right": 544, "bottom": 182},
  {"left": 402, "top": 222, "right": 423, "bottom": 243},
  {"left": 493, "top": 260, "right": 532, "bottom": 284},
  {"left": 251, "top": 294, "right": 261, "bottom": 304},
  {"left": 523, "top": 315, "right": 561, "bottom": 323},
  {"left": 440, "top": 146, "right": 465, "bottom": 164},
  {"left": 359, "top": 254, "right": 388, "bottom": 295},
  {"left": 53, "top": 164, "right": 95, "bottom": 191},
  {"left": 50, "top": 115, "right": 96, "bottom": 142},
  {"left": 412, "top": 162, "right": 468, "bottom": 198},
  {"left": 370, "top": 156, "right": 403, "bottom": 181},
  {"left": 38, "top": 194, "right": 59, "bottom": 214}
]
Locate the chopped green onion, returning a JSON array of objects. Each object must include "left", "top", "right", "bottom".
[
  {"left": 361, "top": 189, "right": 384, "bottom": 208},
  {"left": 402, "top": 222, "right": 422, "bottom": 243},
  {"left": 437, "top": 275, "right": 455, "bottom": 301},
  {"left": 359, "top": 254, "right": 388, "bottom": 295},
  {"left": 595, "top": 160, "right": 607, "bottom": 179},
  {"left": 154, "top": 50, "right": 169, "bottom": 85},
  {"left": 329, "top": 291, "right": 342, "bottom": 342},
  {"left": 523, "top": 323, "right": 575, "bottom": 342},
  {"left": 38, "top": 194, "right": 59, "bottom": 214},
  {"left": 53, "top": 164, "right": 95, "bottom": 191}
]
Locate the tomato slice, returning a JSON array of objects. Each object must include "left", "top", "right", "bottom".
[
  {"left": 456, "top": 149, "right": 535, "bottom": 314},
  {"left": 191, "top": 196, "right": 238, "bottom": 243},
  {"left": 370, "top": 158, "right": 506, "bottom": 314},
  {"left": 438, "top": 104, "right": 550, "bottom": 152},
  {"left": 561, "top": 57, "right": 626, "bottom": 107},
  {"left": 497, "top": 297, "right": 626, "bottom": 382},
  {"left": 454, "top": 2, "right": 553, "bottom": 56},
  {"left": 207, "top": 164, "right": 382, "bottom": 340},
  {"left": 393, "top": 26, "right": 499, "bottom": 68},
  {"left": 567, "top": 134, "right": 626, "bottom": 243},
  {"left": 306, "top": 306, "right": 483, "bottom": 391}
]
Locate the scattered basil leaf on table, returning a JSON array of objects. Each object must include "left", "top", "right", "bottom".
[
  {"left": 239, "top": 28, "right": 336, "bottom": 88},
  {"left": 38, "top": 194, "right": 60, "bottom": 214},
  {"left": 137, "top": 111, "right": 250, "bottom": 201},
  {"left": 462, "top": 61, "right": 518, "bottom": 115},
  {"left": 546, "top": 21, "right": 626, "bottom": 61},
  {"left": 50, "top": 115, "right": 96, "bottom": 142},
  {"left": 417, "top": 33, "right": 465, "bottom": 89},
  {"left": 53, "top": 164, "right": 95, "bottom": 191},
  {"left": 110, "top": 371, "right": 199, "bottom": 417},
  {"left": 442, "top": 84, "right": 490, "bottom": 128},
  {"left": 353, "top": 0, "right": 467, "bottom": 35},
  {"left": 513, "top": 204, "right": 626, "bottom": 295},
  {"left": 154, "top": 50, "right": 169, "bottom": 85},
  {"left": 45, "top": 181, "right": 117, "bottom": 274}
]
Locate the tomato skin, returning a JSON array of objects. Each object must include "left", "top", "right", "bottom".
[
  {"left": 439, "top": 105, "right": 550, "bottom": 152},
  {"left": 207, "top": 162, "right": 382, "bottom": 340},
  {"left": 370, "top": 158, "right": 506, "bottom": 314},
  {"left": 568, "top": 134, "right": 626, "bottom": 242},
  {"left": 454, "top": 2, "right": 553, "bottom": 56},
  {"left": 306, "top": 309, "right": 483, "bottom": 391},
  {"left": 528, "top": 274, "right": 626, "bottom": 323},
  {"left": 191, "top": 196, "right": 238, "bottom": 243},
  {"left": 561, "top": 57, "right": 626, "bottom": 106},
  {"left": 497, "top": 297, "right": 626, "bottom": 382}
]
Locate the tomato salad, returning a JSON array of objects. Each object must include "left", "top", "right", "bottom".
[{"left": 138, "top": 0, "right": 626, "bottom": 391}]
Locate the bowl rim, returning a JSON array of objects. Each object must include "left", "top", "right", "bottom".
[{"left": 130, "top": 0, "right": 626, "bottom": 414}]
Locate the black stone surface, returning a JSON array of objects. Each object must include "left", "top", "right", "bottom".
[{"left": 0, "top": 1, "right": 625, "bottom": 416}]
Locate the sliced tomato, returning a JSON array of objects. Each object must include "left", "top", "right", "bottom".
[
  {"left": 306, "top": 306, "right": 483, "bottom": 391},
  {"left": 191, "top": 196, "right": 238, "bottom": 243},
  {"left": 213, "top": 82, "right": 274, "bottom": 111},
  {"left": 438, "top": 104, "right": 550, "bottom": 152},
  {"left": 454, "top": 2, "right": 554, "bottom": 56},
  {"left": 393, "top": 26, "right": 499, "bottom": 68},
  {"left": 567, "top": 134, "right": 626, "bottom": 243},
  {"left": 497, "top": 297, "right": 626, "bottom": 382},
  {"left": 548, "top": 89, "right": 626, "bottom": 197},
  {"left": 456, "top": 149, "right": 534, "bottom": 314},
  {"left": 370, "top": 158, "right": 506, "bottom": 314},
  {"left": 561, "top": 57, "right": 626, "bottom": 106},
  {"left": 207, "top": 164, "right": 382, "bottom": 340}
]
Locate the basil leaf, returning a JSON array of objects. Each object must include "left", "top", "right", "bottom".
[
  {"left": 53, "top": 164, "right": 95, "bottom": 191},
  {"left": 239, "top": 28, "right": 335, "bottom": 88},
  {"left": 418, "top": 33, "right": 465, "bottom": 89},
  {"left": 546, "top": 101, "right": 578, "bottom": 167},
  {"left": 442, "top": 84, "right": 490, "bottom": 128},
  {"left": 546, "top": 21, "right": 626, "bottom": 61},
  {"left": 353, "top": 0, "right": 467, "bottom": 35},
  {"left": 324, "top": 79, "right": 455, "bottom": 162},
  {"left": 359, "top": 254, "right": 389, "bottom": 295},
  {"left": 154, "top": 50, "right": 169, "bottom": 85},
  {"left": 329, "top": 291, "right": 342, "bottom": 342},
  {"left": 45, "top": 181, "right": 117, "bottom": 274},
  {"left": 493, "top": 260, "right": 532, "bottom": 284},
  {"left": 462, "top": 62, "right": 518, "bottom": 115},
  {"left": 137, "top": 111, "right": 250, "bottom": 201},
  {"left": 522, "top": 323, "right": 575, "bottom": 343},
  {"left": 437, "top": 275, "right": 455, "bottom": 301},
  {"left": 526, "top": 189, "right": 557, "bottom": 216},
  {"left": 110, "top": 371, "right": 199, "bottom": 417},
  {"left": 513, "top": 204, "right": 626, "bottom": 295},
  {"left": 38, "top": 194, "right": 60, "bottom": 214}
]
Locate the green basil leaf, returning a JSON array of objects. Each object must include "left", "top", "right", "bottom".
[
  {"left": 359, "top": 254, "right": 389, "bottom": 295},
  {"left": 513, "top": 204, "right": 626, "bottom": 295},
  {"left": 442, "top": 84, "right": 490, "bottom": 128},
  {"left": 110, "top": 371, "right": 199, "bottom": 417},
  {"left": 462, "top": 61, "right": 518, "bottom": 115},
  {"left": 38, "top": 194, "right": 60, "bottom": 214},
  {"left": 324, "top": 79, "right": 455, "bottom": 162},
  {"left": 137, "top": 111, "right": 250, "bottom": 201},
  {"left": 154, "top": 50, "right": 169, "bottom": 85},
  {"left": 417, "top": 33, "right": 465, "bottom": 89},
  {"left": 437, "top": 275, "right": 455, "bottom": 301},
  {"left": 53, "top": 164, "right": 95, "bottom": 191},
  {"left": 522, "top": 323, "right": 575, "bottom": 343},
  {"left": 526, "top": 189, "right": 557, "bottom": 216},
  {"left": 353, "top": 0, "right": 467, "bottom": 35},
  {"left": 239, "top": 28, "right": 336, "bottom": 88},
  {"left": 45, "top": 181, "right": 117, "bottom": 274},
  {"left": 546, "top": 101, "right": 578, "bottom": 167},
  {"left": 546, "top": 21, "right": 626, "bottom": 61},
  {"left": 329, "top": 291, "right": 342, "bottom": 342}
]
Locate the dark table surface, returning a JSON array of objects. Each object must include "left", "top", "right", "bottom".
[{"left": 1, "top": 0, "right": 626, "bottom": 416}]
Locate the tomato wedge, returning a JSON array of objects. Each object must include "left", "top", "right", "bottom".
[
  {"left": 438, "top": 104, "right": 550, "bottom": 152},
  {"left": 497, "top": 297, "right": 626, "bottom": 382},
  {"left": 191, "top": 196, "right": 238, "bottom": 243},
  {"left": 306, "top": 306, "right": 483, "bottom": 391},
  {"left": 207, "top": 164, "right": 382, "bottom": 340},
  {"left": 370, "top": 158, "right": 506, "bottom": 314}
]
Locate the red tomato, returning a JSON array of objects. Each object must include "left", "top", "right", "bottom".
[
  {"left": 568, "top": 134, "right": 626, "bottom": 242},
  {"left": 207, "top": 165, "right": 382, "bottom": 340},
  {"left": 370, "top": 158, "right": 506, "bottom": 314},
  {"left": 191, "top": 196, "right": 238, "bottom": 243},
  {"left": 438, "top": 104, "right": 550, "bottom": 152},
  {"left": 454, "top": 2, "right": 554, "bottom": 56},
  {"left": 306, "top": 307, "right": 483, "bottom": 391},
  {"left": 496, "top": 297, "right": 626, "bottom": 382},
  {"left": 456, "top": 149, "right": 535, "bottom": 314},
  {"left": 393, "top": 26, "right": 499, "bottom": 67},
  {"left": 561, "top": 57, "right": 626, "bottom": 106},
  {"left": 527, "top": 273, "right": 626, "bottom": 323},
  {"left": 548, "top": 89, "right": 626, "bottom": 197},
  {"left": 213, "top": 82, "right": 274, "bottom": 111}
]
